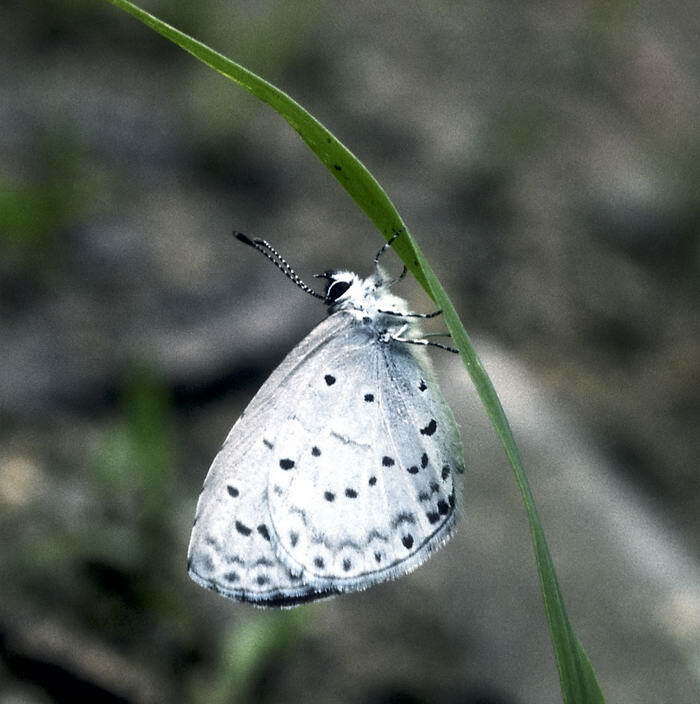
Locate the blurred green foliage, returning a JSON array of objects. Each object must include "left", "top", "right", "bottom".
[
  {"left": 89, "top": 365, "right": 185, "bottom": 634},
  {"left": 95, "top": 365, "right": 173, "bottom": 509},
  {"left": 196, "top": 609, "right": 307, "bottom": 704},
  {"left": 0, "top": 132, "right": 92, "bottom": 281}
]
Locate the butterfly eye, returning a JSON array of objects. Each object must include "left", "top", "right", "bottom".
[{"left": 326, "top": 280, "right": 352, "bottom": 301}]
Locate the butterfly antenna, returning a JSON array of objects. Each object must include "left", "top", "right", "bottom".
[
  {"left": 234, "top": 231, "right": 326, "bottom": 300},
  {"left": 374, "top": 230, "right": 407, "bottom": 288}
]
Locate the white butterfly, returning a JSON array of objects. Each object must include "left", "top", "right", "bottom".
[{"left": 188, "top": 232, "right": 464, "bottom": 607}]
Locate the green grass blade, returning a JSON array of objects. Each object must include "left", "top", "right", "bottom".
[
  {"left": 103, "top": 2, "right": 605, "bottom": 700},
  {"left": 422, "top": 270, "right": 606, "bottom": 703}
]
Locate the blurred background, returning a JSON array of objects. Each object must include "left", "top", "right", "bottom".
[{"left": 1, "top": 1, "right": 698, "bottom": 702}]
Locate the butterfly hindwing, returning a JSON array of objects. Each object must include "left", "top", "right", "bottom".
[
  {"left": 267, "top": 327, "right": 464, "bottom": 591},
  {"left": 189, "top": 306, "right": 465, "bottom": 606}
]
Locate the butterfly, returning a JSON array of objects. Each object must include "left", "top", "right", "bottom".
[{"left": 187, "top": 232, "right": 464, "bottom": 607}]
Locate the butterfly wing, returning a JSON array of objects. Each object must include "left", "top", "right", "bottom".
[
  {"left": 267, "top": 330, "right": 464, "bottom": 592},
  {"left": 188, "top": 312, "right": 354, "bottom": 606}
]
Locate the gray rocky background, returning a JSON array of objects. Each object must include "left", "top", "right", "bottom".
[{"left": 1, "top": 1, "right": 698, "bottom": 703}]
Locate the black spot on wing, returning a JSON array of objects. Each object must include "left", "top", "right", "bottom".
[
  {"left": 420, "top": 419, "right": 437, "bottom": 436},
  {"left": 324, "top": 374, "right": 336, "bottom": 385},
  {"left": 369, "top": 476, "right": 377, "bottom": 486},
  {"left": 426, "top": 511, "right": 440, "bottom": 524},
  {"left": 442, "top": 465, "right": 451, "bottom": 480},
  {"left": 345, "top": 488, "right": 358, "bottom": 498},
  {"left": 290, "top": 531, "right": 299, "bottom": 547},
  {"left": 407, "top": 465, "right": 419, "bottom": 474},
  {"left": 279, "top": 458, "right": 295, "bottom": 470},
  {"left": 224, "top": 571, "right": 239, "bottom": 582},
  {"left": 402, "top": 534, "right": 414, "bottom": 549},
  {"left": 437, "top": 499, "right": 449, "bottom": 515},
  {"left": 418, "top": 379, "right": 427, "bottom": 391},
  {"left": 311, "top": 446, "right": 321, "bottom": 456},
  {"left": 343, "top": 558, "right": 352, "bottom": 572},
  {"left": 382, "top": 456, "right": 395, "bottom": 467},
  {"left": 227, "top": 485, "right": 239, "bottom": 497},
  {"left": 263, "top": 438, "right": 273, "bottom": 449},
  {"left": 314, "top": 557, "right": 324, "bottom": 569},
  {"left": 235, "top": 521, "right": 252, "bottom": 536},
  {"left": 421, "top": 453, "right": 428, "bottom": 468},
  {"left": 364, "top": 393, "right": 374, "bottom": 402},
  {"left": 256, "top": 574, "right": 270, "bottom": 586},
  {"left": 324, "top": 491, "right": 335, "bottom": 502},
  {"left": 374, "top": 551, "right": 382, "bottom": 563},
  {"left": 257, "top": 524, "right": 270, "bottom": 541}
]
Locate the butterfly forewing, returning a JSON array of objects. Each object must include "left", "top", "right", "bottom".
[{"left": 187, "top": 314, "right": 351, "bottom": 606}]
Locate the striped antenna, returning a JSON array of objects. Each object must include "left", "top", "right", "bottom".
[{"left": 234, "top": 232, "right": 326, "bottom": 301}]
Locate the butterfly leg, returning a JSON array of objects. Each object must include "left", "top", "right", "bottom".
[
  {"left": 374, "top": 231, "right": 408, "bottom": 289},
  {"left": 374, "top": 230, "right": 403, "bottom": 265},
  {"left": 378, "top": 309, "right": 442, "bottom": 319},
  {"left": 391, "top": 331, "right": 459, "bottom": 354},
  {"left": 385, "top": 266, "right": 408, "bottom": 287}
]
